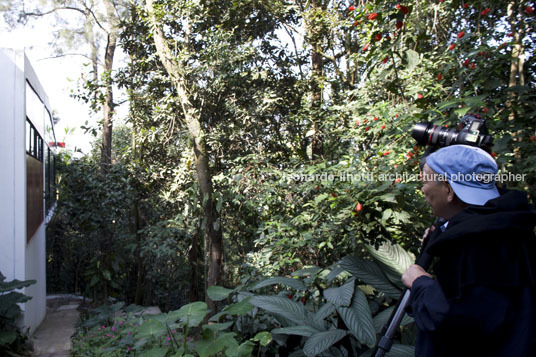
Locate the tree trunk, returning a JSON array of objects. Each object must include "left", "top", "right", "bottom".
[
  {"left": 306, "top": 0, "right": 325, "bottom": 160},
  {"left": 146, "top": 0, "right": 224, "bottom": 313},
  {"left": 506, "top": 0, "right": 525, "bottom": 122},
  {"left": 100, "top": 0, "right": 119, "bottom": 169},
  {"left": 189, "top": 230, "right": 200, "bottom": 302}
]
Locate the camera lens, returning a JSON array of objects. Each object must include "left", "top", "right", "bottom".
[
  {"left": 411, "top": 122, "right": 433, "bottom": 145},
  {"left": 411, "top": 122, "right": 459, "bottom": 146}
]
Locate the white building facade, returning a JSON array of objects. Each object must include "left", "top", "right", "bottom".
[{"left": 0, "top": 48, "right": 57, "bottom": 334}]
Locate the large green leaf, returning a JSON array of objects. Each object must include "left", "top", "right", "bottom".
[
  {"left": 386, "top": 344, "right": 415, "bottom": 356},
  {"left": 252, "top": 331, "right": 272, "bottom": 346},
  {"left": 209, "top": 298, "right": 254, "bottom": 321},
  {"left": 197, "top": 332, "right": 238, "bottom": 357},
  {"left": 338, "top": 257, "right": 401, "bottom": 298},
  {"left": 373, "top": 306, "right": 414, "bottom": 333},
  {"left": 137, "top": 319, "right": 165, "bottom": 338},
  {"left": 272, "top": 325, "right": 320, "bottom": 337},
  {"left": 322, "top": 279, "right": 354, "bottom": 307},
  {"left": 303, "top": 329, "right": 348, "bottom": 357},
  {"left": 314, "top": 302, "right": 335, "bottom": 323},
  {"left": 252, "top": 277, "right": 306, "bottom": 291},
  {"left": 207, "top": 285, "right": 233, "bottom": 301},
  {"left": 170, "top": 301, "right": 208, "bottom": 328},
  {"left": 0, "top": 278, "right": 36, "bottom": 293},
  {"left": 366, "top": 243, "right": 414, "bottom": 276},
  {"left": 249, "top": 296, "right": 307, "bottom": 325},
  {"left": 139, "top": 347, "right": 170, "bottom": 357},
  {"left": 337, "top": 289, "right": 376, "bottom": 348}
]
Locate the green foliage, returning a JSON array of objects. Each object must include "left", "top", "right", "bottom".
[
  {"left": 0, "top": 272, "right": 35, "bottom": 355},
  {"left": 248, "top": 242, "right": 416, "bottom": 356},
  {"left": 72, "top": 299, "right": 270, "bottom": 356}
]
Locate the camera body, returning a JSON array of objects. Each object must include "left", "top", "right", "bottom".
[{"left": 411, "top": 115, "right": 493, "bottom": 150}]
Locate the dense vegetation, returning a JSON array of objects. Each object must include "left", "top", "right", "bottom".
[{"left": 6, "top": 0, "right": 535, "bottom": 355}]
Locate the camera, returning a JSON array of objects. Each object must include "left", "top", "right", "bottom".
[{"left": 411, "top": 114, "right": 493, "bottom": 149}]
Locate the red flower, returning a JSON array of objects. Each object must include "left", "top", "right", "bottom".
[
  {"left": 464, "top": 3, "right": 469, "bottom": 9},
  {"left": 396, "top": 21, "right": 404, "bottom": 29},
  {"left": 375, "top": 33, "right": 382, "bottom": 41},
  {"left": 365, "top": 126, "right": 370, "bottom": 131},
  {"left": 463, "top": 58, "right": 470, "bottom": 66},
  {"left": 381, "top": 124, "right": 386, "bottom": 129},
  {"left": 353, "top": 21, "right": 358, "bottom": 27},
  {"left": 331, "top": 192, "right": 337, "bottom": 198},
  {"left": 470, "top": 62, "right": 476, "bottom": 69},
  {"left": 384, "top": 150, "right": 390, "bottom": 156},
  {"left": 364, "top": 119, "right": 368, "bottom": 123},
  {"left": 355, "top": 202, "right": 363, "bottom": 212},
  {"left": 448, "top": 43, "right": 456, "bottom": 50},
  {"left": 457, "top": 30, "right": 465, "bottom": 39},
  {"left": 355, "top": 120, "right": 360, "bottom": 125},
  {"left": 491, "top": 152, "right": 498, "bottom": 157},
  {"left": 483, "top": 108, "right": 488, "bottom": 114},
  {"left": 348, "top": 5, "right": 355, "bottom": 11},
  {"left": 526, "top": 6, "right": 534, "bottom": 14},
  {"left": 396, "top": 4, "right": 410, "bottom": 15},
  {"left": 362, "top": 43, "right": 370, "bottom": 51},
  {"left": 507, "top": 33, "right": 513, "bottom": 37},
  {"left": 417, "top": 93, "right": 424, "bottom": 99},
  {"left": 288, "top": 294, "right": 293, "bottom": 299},
  {"left": 437, "top": 73, "right": 443, "bottom": 81},
  {"left": 374, "top": 116, "right": 379, "bottom": 121},
  {"left": 382, "top": 56, "right": 389, "bottom": 64},
  {"left": 368, "top": 12, "right": 378, "bottom": 20},
  {"left": 440, "top": 0, "right": 444, "bottom": 2},
  {"left": 481, "top": 8, "right": 490, "bottom": 16},
  {"left": 530, "top": 136, "right": 536, "bottom": 142},
  {"left": 395, "top": 177, "right": 402, "bottom": 183}
]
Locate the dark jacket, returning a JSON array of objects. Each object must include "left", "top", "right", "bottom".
[{"left": 407, "top": 190, "right": 536, "bottom": 356}]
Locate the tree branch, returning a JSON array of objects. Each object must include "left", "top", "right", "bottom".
[{"left": 21, "top": 5, "right": 107, "bottom": 33}]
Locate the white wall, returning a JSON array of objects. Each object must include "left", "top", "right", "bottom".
[{"left": 0, "top": 48, "right": 47, "bottom": 335}]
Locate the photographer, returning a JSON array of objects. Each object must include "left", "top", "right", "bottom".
[{"left": 402, "top": 144, "right": 536, "bottom": 356}]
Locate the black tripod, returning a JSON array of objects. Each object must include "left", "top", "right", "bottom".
[{"left": 373, "top": 219, "right": 443, "bottom": 357}]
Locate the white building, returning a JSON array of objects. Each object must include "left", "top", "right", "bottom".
[{"left": 0, "top": 48, "right": 58, "bottom": 334}]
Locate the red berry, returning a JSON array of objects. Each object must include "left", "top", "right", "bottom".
[
  {"left": 362, "top": 43, "right": 370, "bottom": 51},
  {"left": 470, "top": 62, "right": 476, "bottom": 69},
  {"left": 483, "top": 108, "right": 488, "bottom": 114},
  {"left": 353, "top": 21, "right": 358, "bottom": 27},
  {"left": 395, "top": 177, "right": 402, "bottom": 183},
  {"left": 491, "top": 152, "right": 498, "bottom": 157},
  {"left": 331, "top": 192, "right": 337, "bottom": 198},
  {"left": 463, "top": 58, "right": 470, "bottom": 66},
  {"left": 396, "top": 21, "right": 404, "bottom": 29},
  {"left": 374, "top": 116, "right": 379, "bottom": 121},
  {"left": 382, "top": 56, "right": 389, "bottom": 64},
  {"left": 437, "top": 73, "right": 443, "bottom": 81},
  {"left": 526, "top": 6, "right": 534, "bottom": 14},
  {"left": 396, "top": 4, "right": 410, "bottom": 15},
  {"left": 365, "top": 126, "right": 370, "bottom": 131},
  {"left": 481, "top": 8, "right": 490, "bottom": 16},
  {"left": 417, "top": 93, "right": 424, "bottom": 99},
  {"left": 381, "top": 124, "right": 386, "bottom": 129},
  {"left": 457, "top": 30, "right": 465, "bottom": 39},
  {"left": 375, "top": 33, "right": 382, "bottom": 41},
  {"left": 348, "top": 5, "right": 355, "bottom": 11},
  {"left": 448, "top": 43, "right": 456, "bottom": 50},
  {"left": 384, "top": 150, "right": 390, "bottom": 156},
  {"left": 464, "top": 3, "right": 469, "bottom": 9},
  {"left": 355, "top": 202, "right": 363, "bottom": 211},
  {"left": 301, "top": 297, "right": 306, "bottom": 304},
  {"left": 368, "top": 12, "right": 378, "bottom": 20}
]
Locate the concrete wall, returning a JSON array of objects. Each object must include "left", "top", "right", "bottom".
[{"left": 0, "top": 48, "right": 48, "bottom": 335}]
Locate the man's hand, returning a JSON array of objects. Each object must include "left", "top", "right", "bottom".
[{"left": 402, "top": 264, "right": 432, "bottom": 288}]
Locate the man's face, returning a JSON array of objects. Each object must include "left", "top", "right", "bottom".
[{"left": 421, "top": 164, "right": 451, "bottom": 219}]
